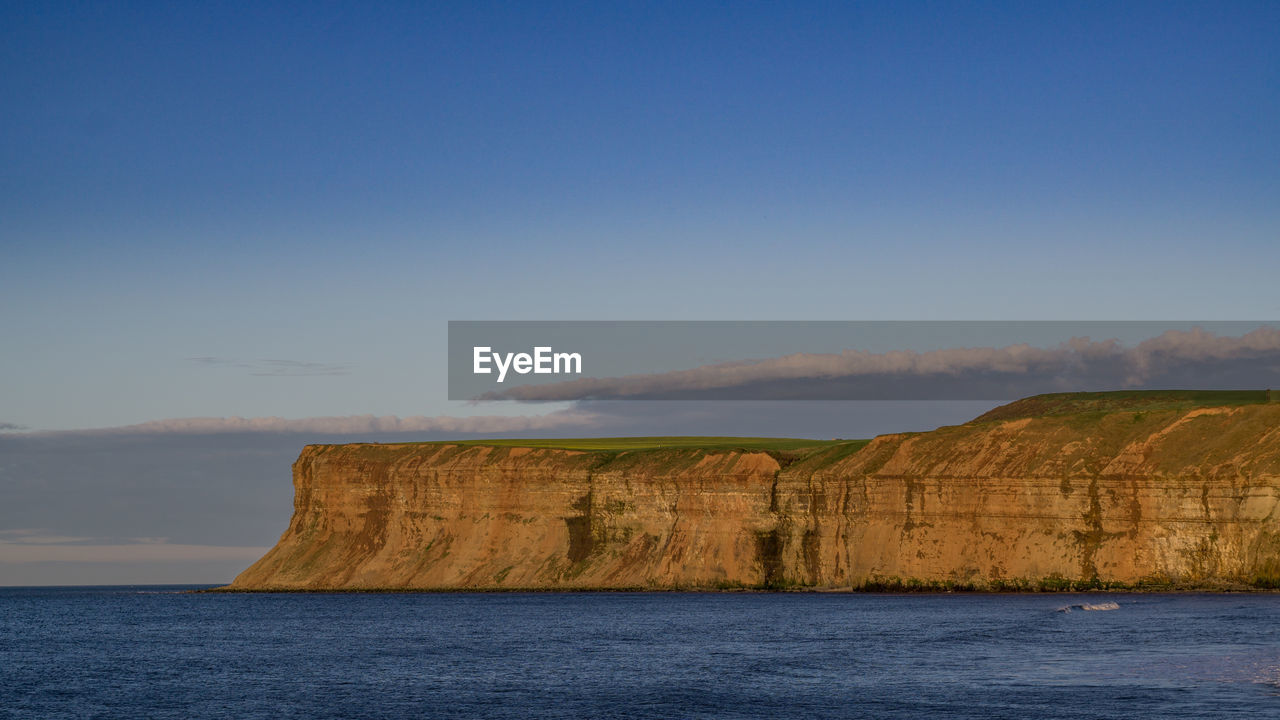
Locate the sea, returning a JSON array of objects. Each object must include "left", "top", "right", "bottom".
[{"left": 1, "top": 587, "right": 1277, "bottom": 719}]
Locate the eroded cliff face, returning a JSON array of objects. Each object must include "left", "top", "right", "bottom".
[{"left": 229, "top": 404, "right": 1280, "bottom": 590}]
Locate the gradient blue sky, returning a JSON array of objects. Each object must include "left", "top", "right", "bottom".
[{"left": 3, "top": 1, "right": 1278, "bottom": 430}]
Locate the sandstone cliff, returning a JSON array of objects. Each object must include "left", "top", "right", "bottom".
[{"left": 229, "top": 395, "right": 1280, "bottom": 590}]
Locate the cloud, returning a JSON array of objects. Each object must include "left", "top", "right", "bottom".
[
  {"left": 0, "top": 528, "right": 267, "bottom": 565},
  {"left": 480, "top": 327, "right": 1280, "bottom": 401},
  {"left": 188, "top": 356, "right": 353, "bottom": 376},
  {"left": 0, "top": 422, "right": 28, "bottom": 432},
  {"left": 0, "top": 542, "right": 268, "bottom": 564},
  {"left": 29, "top": 408, "right": 599, "bottom": 435},
  {"left": 0, "top": 529, "right": 94, "bottom": 545}
]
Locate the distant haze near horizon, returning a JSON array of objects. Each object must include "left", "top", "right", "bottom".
[{"left": 1, "top": 1, "right": 1277, "bottom": 583}]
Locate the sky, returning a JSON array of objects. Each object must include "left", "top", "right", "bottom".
[{"left": 1, "top": 1, "right": 1278, "bottom": 583}]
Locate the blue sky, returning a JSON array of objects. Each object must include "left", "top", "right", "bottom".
[{"left": 3, "top": 1, "right": 1279, "bottom": 430}]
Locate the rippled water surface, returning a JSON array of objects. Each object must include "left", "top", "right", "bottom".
[{"left": 2, "top": 588, "right": 1278, "bottom": 718}]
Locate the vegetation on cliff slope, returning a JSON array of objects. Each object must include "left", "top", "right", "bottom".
[{"left": 972, "top": 389, "right": 1271, "bottom": 424}]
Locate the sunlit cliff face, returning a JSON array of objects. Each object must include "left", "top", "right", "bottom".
[{"left": 229, "top": 403, "right": 1280, "bottom": 591}]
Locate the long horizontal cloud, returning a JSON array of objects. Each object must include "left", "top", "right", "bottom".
[
  {"left": 36, "top": 409, "right": 599, "bottom": 435},
  {"left": 0, "top": 528, "right": 268, "bottom": 566},
  {"left": 480, "top": 327, "right": 1280, "bottom": 401},
  {"left": 0, "top": 542, "right": 268, "bottom": 564},
  {"left": 188, "top": 356, "right": 353, "bottom": 377}
]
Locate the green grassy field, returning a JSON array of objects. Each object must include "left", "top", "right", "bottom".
[
  {"left": 390, "top": 391, "right": 1274, "bottom": 454},
  {"left": 972, "top": 389, "right": 1271, "bottom": 423},
  {"left": 446, "top": 436, "right": 863, "bottom": 452}
]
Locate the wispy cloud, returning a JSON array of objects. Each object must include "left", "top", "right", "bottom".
[
  {"left": 0, "top": 422, "right": 28, "bottom": 432},
  {"left": 0, "top": 543, "right": 268, "bottom": 564},
  {"left": 0, "top": 529, "right": 94, "bottom": 545},
  {"left": 188, "top": 356, "right": 353, "bottom": 376},
  {"left": 23, "top": 408, "right": 598, "bottom": 435},
  {"left": 0, "top": 529, "right": 267, "bottom": 564},
  {"left": 480, "top": 327, "right": 1280, "bottom": 401}
]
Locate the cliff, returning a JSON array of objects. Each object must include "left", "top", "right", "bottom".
[{"left": 228, "top": 393, "right": 1280, "bottom": 590}]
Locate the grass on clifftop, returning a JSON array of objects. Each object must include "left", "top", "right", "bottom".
[
  {"left": 447, "top": 436, "right": 866, "bottom": 453},
  {"left": 387, "top": 391, "right": 1274, "bottom": 453},
  {"left": 972, "top": 389, "right": 1273, "bottom": 424}
]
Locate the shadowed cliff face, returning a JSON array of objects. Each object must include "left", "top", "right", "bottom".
[{"left": 229, "top": 403, "right": 1280, "bottom": 590}]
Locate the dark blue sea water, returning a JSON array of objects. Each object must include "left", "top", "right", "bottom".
[{"left": 1, "top": 588, "right": 1277, "bottom": 719}]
